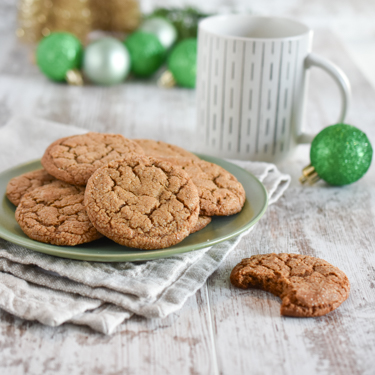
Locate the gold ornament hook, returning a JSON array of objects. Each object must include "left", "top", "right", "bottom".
[
  {"left": 158, "top": 70, "right": 176, "bottom": 89},
  {"left": 299, "top": 164, "right": 321, "bottom": 185},
  {"left": 65, "top": 69, "right": 84, "bottom": 86}
]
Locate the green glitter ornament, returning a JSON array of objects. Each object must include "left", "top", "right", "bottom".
[
  {"left": 300, "top": 123, "right": 373, "bottom": 186},
  {"left": 124, "top": 31, "right": 166, "bottom": 77},
  {"left": 36, "top": 32, "right": 83, "bottom": 82},
  {"left": 167, "top": 38, "right": 197, "bottom": 88}
]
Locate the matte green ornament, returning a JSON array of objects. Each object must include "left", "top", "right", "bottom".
[
  {"left": 168, "top": 38, "right": 197, "bottom": 88},
  {"left": 36, "top": 32, "right": 83, "bottom": 81},
  {"left": 301, "top": 124, "right": 373, "bottom": 186},
  {"left": 124, "top": 31, "right": 166, "bottom": 77}
]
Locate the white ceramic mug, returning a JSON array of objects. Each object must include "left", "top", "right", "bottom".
[{"left": 196, "top": 15, "right": 351, "bottom": 162}]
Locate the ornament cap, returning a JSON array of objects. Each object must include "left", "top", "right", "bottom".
[
  {"left": 158, "top": 70, "right": 176, "bottom": 88},
  {"left": 299, "top": 164, "right": 321, "bottom": 185},
  {"left": 65, "top": 69, "right": 84, "bottom": 86}
]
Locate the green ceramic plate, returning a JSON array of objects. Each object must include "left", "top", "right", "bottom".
[{"left": 0, "top": 155, "right": 268, "bottom": 262}]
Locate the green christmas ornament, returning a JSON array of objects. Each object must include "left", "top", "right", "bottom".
[
  {"left": 139, "top": 17, "right": 177, "bottom": 50},
  {"left": 124, "top": 31, "right": 166, "bottom": 77},
  {"left": 149, "top": 7, "right": 211, "bottom": 42},
  {"left": 36, "top": 32, "right": 83, "bottom": 81},
  {"left": 300, "top": 123, "right": 373, "bottom": 186},
  {"left": 167, "top": 38, "right": 197, "bottom": 88}
]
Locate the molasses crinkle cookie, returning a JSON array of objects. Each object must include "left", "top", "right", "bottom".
[
  {"left": 190, "top": 216, "right": 212, "bottom": 234},
  {"left": 6, "top": 168, "right": 57, "bottom": 206},
  {"left": 84, "top": 155, "right": 200, "bottom": 250},
  {"left": 134, "top": 139, "right": 200, "bottom": 161},
  {"left": 15, "top": 182, "right": 102, "bottom": 246},
  {"left": 159, "top": 157, "right": 246, "bottom": 216},
  {"left": 230, "top": 253, "right": 350, "bottom": 317},
  {"left": 41, "top": 132, "right": 144, "bottom": 186}
]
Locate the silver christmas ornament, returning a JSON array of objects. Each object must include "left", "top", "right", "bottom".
[{"left": 83, "top": 37, "right": 130, "bottom": 85}]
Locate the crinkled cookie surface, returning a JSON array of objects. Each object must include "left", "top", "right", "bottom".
[
  {"left": 230, "top": 253, "right": 350, "bottom": 317},
  {"left": 42, "top": 132, "right": 144, "bottom": 186},
  {"left": 84, "top": 155, "right": 200, "bottom": 250},
  {"left": 134, "top": 139, "right": 200, "bottom": 161},
  {"left": 15, "top": 182, "right": 102, "bottom": 246},
  {"left": 160, "top": 157, "right": 246, "bottom": 216},
  {"left": 6, "top": 169, "right": 57, "bottom": 206}
]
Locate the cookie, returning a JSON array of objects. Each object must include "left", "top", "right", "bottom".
[
  {"left": 230, "top": 253, "right": 350, "bottom": 317},
  {"left": 84, "top": 155, "right": 200, "bottom": 250},
  {"left": 41, "top": 132, "right": 144, "bottom": 186},
  {"left": 15, "top": 182, "right": 102, "bottom": 246},
  {"left": 190, "top": 216, "right": 212, "bottom": 234},
  {"left": 6, "top": 169, "right": 57, "bottom": 206},
  {"left": 134, "top": 139, "right": 200, "bottom": 161},
  {"left": 159, "top": 157, "right": 246, "bottom": 216}
]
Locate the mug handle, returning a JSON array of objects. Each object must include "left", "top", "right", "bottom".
[{"left": 297, "top": 53, "right": 351, "bottom": 144}]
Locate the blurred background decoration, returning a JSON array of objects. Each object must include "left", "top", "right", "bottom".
[
  {"left": 17, "top": 0, "right": 141, "bottom": 43},
  {"left": 148, "top": 7, "right": 210, "bottom": 42},
  {"left": 16, "top": 1, "right": 209, "bottom": 88},
  {"left": 13, "top": 0, "right": 375, "bottom": 90},
  {"left": 16, "top": 1, "right": 210, "bottom": 44}
]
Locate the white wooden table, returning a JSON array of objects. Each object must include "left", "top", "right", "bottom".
[{"left": 1, "top": 1, "right": 375, "bottom": 374}]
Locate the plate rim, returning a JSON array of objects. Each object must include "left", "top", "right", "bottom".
[{"left": 0, "top": 156, "right": 268, "bottom": 262}]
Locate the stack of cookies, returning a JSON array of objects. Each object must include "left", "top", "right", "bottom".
[{"left": 7, "top": 132, "right": 246, "bottom": 250}]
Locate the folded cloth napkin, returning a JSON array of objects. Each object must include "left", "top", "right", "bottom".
[{"left": 0, "top": 117, "right": 291, "bottom": 334}]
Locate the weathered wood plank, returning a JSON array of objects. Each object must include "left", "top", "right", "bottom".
[{"left": 0, "top": 287, "right": 216, "bottom": 375}]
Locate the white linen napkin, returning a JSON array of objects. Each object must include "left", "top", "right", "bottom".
[{"left": 0, "top": 116, "right": 291, "bottom": 334}]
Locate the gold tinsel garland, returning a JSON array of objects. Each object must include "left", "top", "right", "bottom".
[{"left": 17, "top": 0, "right": 141, "bottom": 43}]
